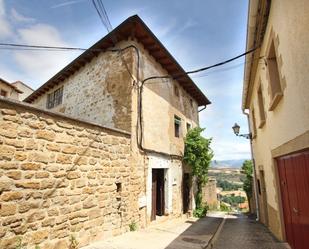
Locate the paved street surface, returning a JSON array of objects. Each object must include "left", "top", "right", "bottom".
[
  {"left": 83, "top": 212, "right": 290, "bottom": 249},
  {"left": 212, "top": 213, "right": 290, "bottom": 249},
  {"left": 83, "top": 212, "right": 224, "bottom": 249}
]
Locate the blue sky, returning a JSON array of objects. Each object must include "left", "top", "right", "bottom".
[{"left": 0, "top": 0, "right": 251, "bottom": 160}]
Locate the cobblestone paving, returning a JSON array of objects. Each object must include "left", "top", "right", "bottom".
[{"left": 212, "top": 214, "right": 290, "bottom": 249}]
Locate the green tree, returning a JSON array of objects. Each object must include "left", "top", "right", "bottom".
[
  {"left": 241, "top": 160, "right": 253, "bottom": 199},
  {"left": 184, "top": 127, "right": 213, "bottom": 212}
]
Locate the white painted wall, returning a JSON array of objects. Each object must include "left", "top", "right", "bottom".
[{"left": 146, "top": 153, "right": 183, "bottom": 217}]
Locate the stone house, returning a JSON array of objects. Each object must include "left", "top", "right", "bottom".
[
  {"left": 0, "top": 15, "right": 210, "bottom": 248},
  {"left": 242, "top": 0, "right": 309, "bottom": 248},
  {"left": 11, "top": 81, "right": 34, "bottom": 101},
  {"left": 0, "top": 78, "right": 23, "bottom": 100},
  {"left": 0, "top": 78, "right": 33, "bottom": 101},
  {"left": 24, "top": 15, "right": 211, "bottom": 222}
]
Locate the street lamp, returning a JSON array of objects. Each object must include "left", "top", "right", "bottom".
[
  {"left": 232, "top": 123, "right": 252, "bottom": 139},
  {"left": 232, "top": 121, "right": 259, "bottom": 221}
]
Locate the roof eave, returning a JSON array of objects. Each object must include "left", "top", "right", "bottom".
[{"left": 242, "top": 0, "right": 271, "bottom": 110}]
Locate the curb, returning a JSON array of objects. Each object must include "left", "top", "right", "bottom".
[{"left": 204, "top": 215, "right": 226, "bottom": 249}]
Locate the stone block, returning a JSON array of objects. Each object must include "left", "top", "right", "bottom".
[
  {"left": 35, "top": 171, "right": 50, "bottom": 179},
  {"left": 67, "top": 171, "right": 81, "bottom": 180},
  {"left": 21, "top": 162, "right": 42, "bottom": 170},
  {"left": 16, "top": 181, "right": 40, "bottom": 189},
  {"left": 1, "top": 109, "right": 17, "bottom": 115},
  {"left": 0, "top": 203, "right": 17, "bottom": 216},
  {"left": 62, "top": 145, "right": 78, "bottom": 154},
  {"left": 28, "top": 230, "right": 49, "bottom": 244},
  {"left": 56, "top": 121, "right": 73, "bottom": 129},
  {"left": 57, "top": 154, "right": 73, "bottom": 164},
  {"left": 29, "top": 152, "right": 50, "bottom": 163},
  {"left": 27, "top": 211, "right": 46, "bottom": 223},
  {"left": 42, "top": 217, "right": 56, "bottom": 227},
  {"left": 1, "top": 191, "right": 23, "bottom": 201},
  {"left": 0, "top": 145, "right": 15, "bottom": 160},
  {"left": 0, "top": 162, "right": 18, "bottom": 169},
  {"left": 18, "top": 202, "right": 39, "bottom": 213},
  {"left": 36, "top": 130, "right": 56, "bottom": 141},
  {"left": 14, "top": 152, "right": 27, "bottom": 161},
  {"left": 46, "top": 143, "right": 61, "bottom": 152},
  {"left": 6, "top": 171, "right": 22, "bottom": 180},
  {"left": 5, "top": 139, "right": 24, "bottom": 148},
  {"left": 18, "top": 128, "right": 33, "bottom": 138}
]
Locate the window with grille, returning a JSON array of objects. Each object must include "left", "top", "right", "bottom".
[{"left": 47, "top": 86, "right": 63, "bottom": 109}]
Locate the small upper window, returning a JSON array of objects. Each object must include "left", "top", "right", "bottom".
[
  {"left": 174, "top": 115, "right": 181, "bottom": 138},
  {"left": 190, "top": 99, "right": 193, "bottom": 107},
  {"left": 267, "top": 40, "right": 283, "bottom": 110},
  {"left": 47, "top": 86, "right": 63, "bottom": 109},
  {"left": 0, "top": 90, "right": 7, "bottom": 97},
  {"left": 186, "top": 122, "right": 191, "bottom": 132},
  {"left": 174, "top": 85, "right": 179, "bottom": 97},
  {"left": 257, "top": 85, "right": 266, "bottom": 127}
]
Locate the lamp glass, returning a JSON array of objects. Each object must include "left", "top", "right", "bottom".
[{"left": 232, "top": 123, "right": 240, "bottom": 135}]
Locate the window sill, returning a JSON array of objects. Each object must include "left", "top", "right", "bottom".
[
  {"left": 258, "top": 120, "right": 266, "bottom": 129},
  {"left": 268, "top": 92, "right": 283, "bottom": 111}
]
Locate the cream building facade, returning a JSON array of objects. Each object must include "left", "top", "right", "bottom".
[
  {"left": 242, "top": 0, "right": 309, "bottom": 248},
  {"left": 25, "top": 15, "right": 210, "bottom": 223}
]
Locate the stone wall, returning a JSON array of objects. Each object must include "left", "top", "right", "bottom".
[
  {"left": 0, "top": 98, "right": 139, "bottom": 249},
  {"left": 32, "top": 41, "right": 134, "bottom": 133}
]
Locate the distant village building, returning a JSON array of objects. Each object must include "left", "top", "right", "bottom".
[
  {"left": 0, "top": 15, "right": 210, "bottom": 248},
  {"left": 243, "top": 0, "right": 309, "bottom": 247},
  {"left": 0, "top": 78, "right": 23, "bottom": 100},
  {"left": 12, "top": 81, "right": 34, "bottom": 101},
  {"left": 0, "top": 78, "right": 33, "bottom": 101}
]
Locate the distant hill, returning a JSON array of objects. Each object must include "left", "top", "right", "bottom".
[{"left": 211, "top": 159, "right": 249, "bottom": 169}]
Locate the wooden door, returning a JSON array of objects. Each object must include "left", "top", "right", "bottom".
[
  {"left": 183, "top": 173, "right": 190, "bottom": 214},
  {"left": 277, "top": 150, "right": 309, "bottom": 249},
  {"left": 151, "top": 169, "right": 157, "bottom": 221},
  {"left": 151, "top": 169, "right": 165, "bottom": 220},
  {"left": 259, "top": 170, "right": 269, "bottom": 226}
]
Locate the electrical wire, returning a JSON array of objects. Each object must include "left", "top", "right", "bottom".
[{"left": 141, "top": 47, "right": 258, "bottom": 85}]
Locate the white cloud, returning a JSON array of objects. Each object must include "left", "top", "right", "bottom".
[
  {"left": 0, "top": 0, "right": 13, "bottom": 38},
  {"left": 13, "top": 24, "right": 79, "bottom": 86},
  {"left": 0, "top": 0, "right": 80, "bottom": 88},
  {"left": 211, "top": 140, "right": 251, "bottom": 161},
  {"left": 50, "top": 0, "right": 87, "bottom": 9},
  {"left": 11, "top": 8, "right": 35, "bottom": 23}
]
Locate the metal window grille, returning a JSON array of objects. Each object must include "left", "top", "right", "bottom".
[{"left": 46, "top": 86, "right": 63, "bottom": 109}]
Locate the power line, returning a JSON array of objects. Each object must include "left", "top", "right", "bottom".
[{"left": 141, "top": 47, "right": 258, "bottom": 84}]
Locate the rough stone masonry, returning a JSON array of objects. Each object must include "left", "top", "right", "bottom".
[{"left": 0, "top": 98, "right": 140, "bottom": 249}]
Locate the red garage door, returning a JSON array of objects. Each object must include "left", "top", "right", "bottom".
[{"left": 277, "top": 150, "right": 309, "bottom": 249}]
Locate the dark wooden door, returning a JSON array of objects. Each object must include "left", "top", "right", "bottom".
[
  {"left": 156, "top": 169, "right": 165, "bottom": 216},
  {"left": 151, "top": 169, "right": 165, "bottom": 220},
  {"left": 277, "top": 150, "right": 309, "bottom": 249},
  {"left": 151, "top": 169, "right": 157, "bottom": 221},
  {"left": 183, "top": 173, "right": 190, "bottom": 214}
]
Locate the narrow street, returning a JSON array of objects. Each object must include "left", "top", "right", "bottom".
[
  {"left": 83, "top": 212, "right": 289, "bottom": 249},
  {"left": 212, "top": 214, "right": 289, "bottom": 249}
]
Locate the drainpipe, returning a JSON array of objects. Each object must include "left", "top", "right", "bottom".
[{"left": 243, "top": 110, "right": 260, "bottom": 221}]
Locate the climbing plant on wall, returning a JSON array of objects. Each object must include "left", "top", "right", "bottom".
[
  {"left": 184, "top": 127, "right": 213, "bottom": 215},
  {"left": 241, "top": 160, "right": 253, "bottom": 199}
]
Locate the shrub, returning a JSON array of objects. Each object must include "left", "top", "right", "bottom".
[
  {"left": 129, "top": 221, "right": 137, "bottom": 231},
  {"left": 193, "top": 204, "right": 208, "bottom": 218}
]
